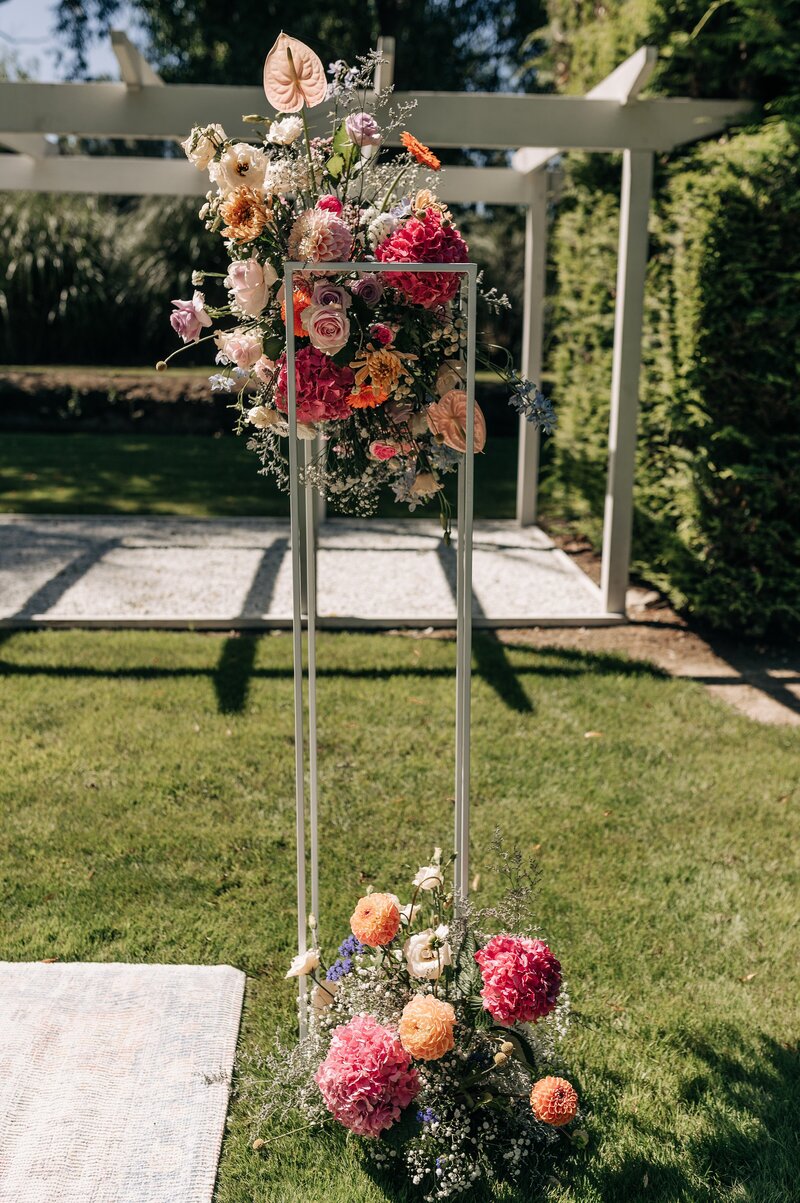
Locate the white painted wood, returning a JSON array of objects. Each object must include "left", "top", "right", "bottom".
[
  {"left": 601, "top": 150, "right": 654, "bottom": 615},
  {"left": 513, "top": 46, "right": 658, "bottom": 175},
  {"left": 0, "top": 82, "right": 751, "bottom": 150},
  {"left": 110, "top": 30, "right": 165, "bottom": 89},
  {"left": 516, "top": 169, "right": 547, "bottom": 526},
  {"left": 374, "top": 36, "right": 396, "bottom": 92}
]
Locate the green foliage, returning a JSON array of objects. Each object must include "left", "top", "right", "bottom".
[{"left": 547, "top": 123, "right": 800, "bottom": 637}]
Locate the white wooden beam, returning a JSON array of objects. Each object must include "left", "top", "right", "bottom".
[
  {"left": 0, "top": 82, "right": 752, "bottom": 151},
  {"left": 0, "top": 134, "right": 57, "bottom": 157},
  {"left": 513, "top": 46, "right": 658, "bottom": 175},
  {"left": 0, "top": 153, "right": 527, "bottom": 202},
  {"left": 516, "top": 170, "right": 547, "bottom": 525},
  {"left": 374, "top": 36, "right": 395, "bottom": 92},
  {"left": 600, "top": 149, "right": 654, "bottom": 615},
  {"left": 110, "top": 30, "right": 165, "bottom": 88}
]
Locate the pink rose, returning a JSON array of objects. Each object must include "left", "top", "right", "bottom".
[
  {"left": 369, "top": 440, "right": 400, "bottom": 460},
  {"left": 215, "top": 328, "right": 262, "bottom": 369},
  {"left": 253, "top": 355, "right": 276, "bottom": 384},
  {"left": 301, "top": 303, "right": 350, "bottom": 355},
  {"left": 344, "top": 111, "right": 381, "bottom": 148},
  {"left": 170, "top": 291, "right": 212, "bottom": 343},
  {"left": 369, "top": 323, "right": 393, "bottom": 346},
  {"left": 317, "top": 195, "right": 344, "bottom": 215},
  {"left": 224, "top": 257, "right": 277, "bottom": 317}
]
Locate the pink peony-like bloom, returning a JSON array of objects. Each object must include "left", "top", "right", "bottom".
[
  {"left": 475, "top": 935, "right": 561, "bottom": 1025},
  {"left": 345, "top": 111, "right": 381, "bottom": 148},
  {"left": 215, "top": 327, "right": 263, "bottom": 369},
  {"left": 275, "top": 345, "right": 355, "bottom": 423},
  {"left": 375, "top": 210, "right": 469, "bottom": 309},
  {"left": 170, "top": 291, "right": 212, "bottom": 343},
  {"left": 301, "top": 303, "right": 351, "bottom": 355},
  {"left": 288, "top": 209, "right": 353, "bottom": 265},
  {"left": 315, "top": 1014, "right": 420, "bottom": 1137},
  {"left": 369, "top": 323, "right": 393, "bottom": 346},
  {"left": 317, "top": 195, "right": 344, "bottom": 215}
]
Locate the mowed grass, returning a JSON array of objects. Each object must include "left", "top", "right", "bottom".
[
  {"left": 0, "top": 433, "right": 519, "bottom": 519},
  {"left": 1, "top": 630, "right": 798, "bottom": 1203}
]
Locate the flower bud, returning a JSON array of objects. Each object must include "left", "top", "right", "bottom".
[
  {"left": 500, "top": 1041, "right": 514, "bottom": 1055},
  {"left": 493, "top": 1051, "right": 508, "bottom": 1066}
]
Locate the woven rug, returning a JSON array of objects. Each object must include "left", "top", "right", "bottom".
[{"left": 0, "top": 962, "right": 246, "bottom": 1203}]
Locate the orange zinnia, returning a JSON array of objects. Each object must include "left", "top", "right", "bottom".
[
  {"left": 281, "top": 286, "right": 312, "bottom": 338},
  {"left": 401, "top": 131, "right": 441, "bottom": 171},
  {"left": 530, "top": 1077, "right": 579, "bottom": 1127},
  {"left": 350, "top": 892, "right": 401, "bottom": 947},
  {"left": 348, "top": 385, "right": 389, "bottom": 409}
]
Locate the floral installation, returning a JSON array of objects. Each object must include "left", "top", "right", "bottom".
[
  {"left": 243, "top": 840, "right": 584, "bottom": 1201},
  {"left": 162, "top": 33, "right": 555, "bottom": 529}
]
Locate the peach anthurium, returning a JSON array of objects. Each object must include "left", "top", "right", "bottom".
[
  {"left": 426, "top": 389, "right": 487, "bottom": 454},
  {"left": 263, "top": 33, "right": 327, "bottom": 113}
]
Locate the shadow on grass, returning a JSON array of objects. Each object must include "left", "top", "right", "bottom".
[{"left": 0, "top": 635, "right": 667, "bottom": 717}]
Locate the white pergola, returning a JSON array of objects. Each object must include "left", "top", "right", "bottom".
[{"left": 0, "top": 36, "right": 750, "bottom": 619}]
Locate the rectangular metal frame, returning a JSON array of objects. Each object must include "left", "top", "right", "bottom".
[{"left": 284, "top": 259, "right": 478, "bottom": 1032}]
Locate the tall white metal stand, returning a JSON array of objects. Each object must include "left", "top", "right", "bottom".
[{"left": 284, "top": 260, "right": 478, "bottom": 1033}]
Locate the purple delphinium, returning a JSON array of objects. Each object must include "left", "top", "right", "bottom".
[
  {"left": 325, "top": 934, "right": 366, "bottom": 981},
  {"left": 417, "top": 1107, "right": 437, "bottom": 1125}
]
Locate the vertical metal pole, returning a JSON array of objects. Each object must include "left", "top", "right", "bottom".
[
  {"left": 455, "top": 266, "right": 476, "bottom": 904},
  {"left": 600, "top": 149, "right": 654, "bottom": 615},
  {"left": 374, "top": 36, "right": 396, "bottom": 92},
  {"left": 303, "top": 439, "right": 320, "bottom": 935},
  {"left": 516, "top": 169, "right": 547, "bottom": 527},
  {"left": 285, "top": 265, "right": 308, "bottom": 1037}
]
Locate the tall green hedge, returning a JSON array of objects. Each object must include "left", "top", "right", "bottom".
[{"left": 547, "top": 122, "right": 800, "bottom": 637}]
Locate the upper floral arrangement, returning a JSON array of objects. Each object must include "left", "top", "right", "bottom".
[{"left": 166, "top": 33, "right": 555, "bottom": 522}]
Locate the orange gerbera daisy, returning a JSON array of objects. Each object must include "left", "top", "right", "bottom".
[
  {"left": 348, "top": 385, "right": 389, "bottom": 409},
  {"left": 281, "top": 286, "right": 312, "bottom": 338},
  {"left": 401, "top": 131, "right": 441, "bottom": 171}
]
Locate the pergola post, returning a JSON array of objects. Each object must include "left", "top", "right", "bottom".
[
  {"left": 600, "top": 148, "right": 654, "bottom": 615},
  {"left": 516, "top": 168, "right": 547, "bottom": 526}
]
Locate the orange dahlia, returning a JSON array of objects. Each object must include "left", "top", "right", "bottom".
[
  {"left": 219, "top": 187, "right": 269, "bottom": 241},
  {"left": 401, "top": 131, "right": 441, "bottom": 171},
  {"left": 530, "top": 1077, "right": 579, "bottom": 1127},
  {"left": 348, "top": 385, "right": 389, "bottom": 409},
  {"left": 350, "top": 892, "right": 401, "bottom": 947},
  {"left": 281, "top": 286, "right": 312, "bottom": 338},
  {"left": 398, "top": 995, "right": 456, "bottom": 1061}
]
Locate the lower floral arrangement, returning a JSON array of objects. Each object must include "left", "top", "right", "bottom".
[{"left": 246, "top": 844, "right": 585, "bottom": 1201}]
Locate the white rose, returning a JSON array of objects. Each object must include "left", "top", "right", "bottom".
[
  {"left": 224, "top": 257, "right": 277, "bottom": 318},
  {"left": 413, "top": 864, "right": 444, "bottom": 891},
  {"left": 285, "top": 948, "right": 320, "bottom": 979},
  {"left": 268, "top": 116, "right": 304, "bottom": 145},
  {"left": 311, "top": 980, "right": 337, "bottom": 1012},
  {"left": 404, "top": 930, "right": 453, "bottom": 980},
  {"left": 182, "top": 123, "right": 226, "bottom": 170},
  {"left": 209, "top": 143, "right": 268, "bottom": 194}
]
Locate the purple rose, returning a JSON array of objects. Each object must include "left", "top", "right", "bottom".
[
  {"left": 312, "top": 281, "right": 351, "bottom": 310},
  {"left": 301, "top": 304, "right": 351, "bottom": 356},
  {"left": 170, "top": 291, "right": 212, "bottom": 343},
  {"left": 351, "top": 274, "right": 383, "bottom": 307},
  {"left": 345, "top": 111, "right": 381, "bottom": 148}
]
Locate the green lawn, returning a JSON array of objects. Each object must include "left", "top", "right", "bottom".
[
  {"left": 1, "top": 630, "right": 797, "bottom": 1202},
  {"left": 0, "top": 433, "right": 519, "bottom": 519}
]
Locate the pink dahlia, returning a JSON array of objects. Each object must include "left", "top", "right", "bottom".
[
  {"left": 288, "top": 209, "right": 353, "bottom": 265},
  {"left": 275, "top": 345, "right": 355, "bottom": 423},
  {"left": 374, "top": 210, "right": 469, "bottom": 309},
  {"left": 315, "top": 1014, "right": 420, "bottom": 1138},
  {"left": 474, "top": 934, "right": 561, "bottom": 1025}
]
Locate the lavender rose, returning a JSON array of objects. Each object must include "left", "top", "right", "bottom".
[
  {"left": 170, "top": 291, "right": 212, "bottom": 343},
  {"left": 311, "top": 281, "right": 351, "bottom": 310},
  {"left": 351, "top": 274, "right": 383, "bottom": 307},
  {"left": 301, "top": 304, "right": 351, "bottom": 356},
  {"left": 344, "top": 111, "right": 381, "bottom": 148},
  {"left": 225, "top": 257, "right": 277, "bottom": 317}
]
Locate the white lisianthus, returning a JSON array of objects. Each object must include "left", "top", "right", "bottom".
[
  {"left": 285, "top": 948, "right": 320, "bottom": 979},
  {"left": 182, "top": 123, "right": 226, "bottom": 170},
  {"left": 311, "top": 980, "right": 337, "bottom": 1012},
  {"left": 209, "top": 143, "right": 268, "bottom": 194},
  {"left": 400, "top": 901, "right": 421, "bottom": 924},
  {"left": 267, "top": 115, "right": 305, "bottom": 145},
  {"left": 404, "top": 929, "right": 453, "bottom": 980},
  {"left": 412, "top": 864, "right": 444, "bottom": 891}
]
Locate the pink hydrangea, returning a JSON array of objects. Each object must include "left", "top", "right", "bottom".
[
  {"left": 275, "top": 345, "right": 355, "bottom": 423},
  {"left": 374, "top": 210, "right": 469, "bottom": 309},
  {"left": 474, "top": 934, "right": 561, "bottom": 1025},
  {"left": 315, "top": 1014, "right": 420, "bottom": 1137}
]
